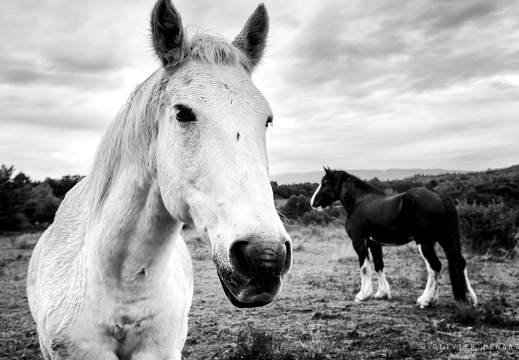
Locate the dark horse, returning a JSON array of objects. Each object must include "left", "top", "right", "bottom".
[{"left": 311, "top": 168, "right": 477, "bottom": 308}]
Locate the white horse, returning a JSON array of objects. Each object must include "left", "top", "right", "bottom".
[{"left": 27, "top": 1, "right": 292, "bottom": 358}]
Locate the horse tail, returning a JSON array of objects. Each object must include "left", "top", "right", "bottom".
[{"left": 440, "top": 194, "right": 468, "bottom": 302}]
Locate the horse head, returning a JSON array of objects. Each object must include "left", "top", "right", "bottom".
[
  {"left": 151, "top": 0, "right": 292, "bottom": 308},
  {"left": 311, "top": 167, "right": 341, "bottom": 210}
]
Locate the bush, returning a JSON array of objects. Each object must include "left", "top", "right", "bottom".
[
  {"left": 450, "top": 297, "right": 519, "bottom": 329},
  {"left": 457, "top": 200, "right": 518, "bottom": 256},
  {"left": 281, "top": 195, "right": 312, "bottom": 220},
  {"left": 11, "top": 233, "right": 41, "bottom": 250}
]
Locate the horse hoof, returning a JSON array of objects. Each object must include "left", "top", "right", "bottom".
[
  {"left": 467, "top": 293, "right": 478, "bottom": 307},
  {"left": 355, "top": 293, "right": 372, "bottom": 302},
  {"left": 463, "top": 298, "right": 478, "bottom": 307},
  {"left": 417, "top": 301, "right": 428, "bottom": 309},
  {"left": 416, "top": 298, "right": 435, "bottom": 308},
  {"left": 374, "top": 292, "right": 390, "bottom": 300}
]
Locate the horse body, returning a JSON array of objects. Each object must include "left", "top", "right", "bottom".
[
  {"left": 354, "top": 188, "right": 447, "bottom": 247},
  {"left": 348, "top": 193, "right": 412, "bottom": 246},
  {"left": 28, "top": 1, "right": 292, "bottom": 359},
  {"left": 311, "top": 168, "right": 477, "bottom": 308}
]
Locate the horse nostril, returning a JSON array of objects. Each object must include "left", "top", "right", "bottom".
[
  {"left": 229, "top": 241, "right": 251, "bottom": 277},
  {"left": 229, "top": 240, "right": 289, "bottom": 278}
]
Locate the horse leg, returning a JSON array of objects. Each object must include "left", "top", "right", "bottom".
[
  {"left": 439, "top": 241, "right": 478, "bottom": 306},
  {"left": 416, "top": 243, "right": 441, "bottom": 308},
  {"left": 352, "top": 238, "right": 374, "bottom": 302},
  {"left": 462, "top": 268, "right": 478, "bottom": 306},
  {"left": 369, "top": 240, "right": 391, "bottom": 299}
]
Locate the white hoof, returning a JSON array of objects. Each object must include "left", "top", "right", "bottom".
[
  {"left": 416, "top": 296, "right": 436, "bottom": 308},
  {"left": 466, "top": 293, "right": 478, "bottom": 307},
  {"left": 374, "top": 290, "right": 391, "bottom": 300},
  {"left": 355, "top": 290, "right": 373, "bottom": 302}
]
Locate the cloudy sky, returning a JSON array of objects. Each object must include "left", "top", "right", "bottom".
[{"left": 1, "top": 0, "right": 518, "bottom": 180}]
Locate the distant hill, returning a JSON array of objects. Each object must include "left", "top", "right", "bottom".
[{"left": 270, "top": 168, "right": 467, "bottom": 185}]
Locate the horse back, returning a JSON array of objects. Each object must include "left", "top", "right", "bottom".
[
  {"left": 402, "top": 187, "right": 445, "bottom": 216},
  {"left": 401, "top": 187, "right": 452, "bottom": 237},
  {"left": 354, "top": 194, "right": 405, "bottom": 225}
]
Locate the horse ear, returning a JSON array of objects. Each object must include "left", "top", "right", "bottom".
[
  {"left": 233, "top": 4, "right": 269, "bottom": 70},
  {"left": 151, "top": 0, "right": 189, "bottom": 67},
  {"left": 323, "top": 166, "right": 331, "bottom": 177}
]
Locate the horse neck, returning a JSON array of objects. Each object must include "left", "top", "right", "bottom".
[
  {"left": 338, "top": 180, "right": 384, "bottom": 215},
  {"left": 86, "top": 166, "right": 181, "bottom": 290}
]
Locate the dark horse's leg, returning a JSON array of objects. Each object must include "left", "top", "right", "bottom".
[
  {"left": 369, "top": 240, "right": 391, "bottom": 299},
  {"left": 437, "top": 196, "right": 478, "bottom": 306},
  {"left": 416, "top": 242, "right": 442, "bottom": 308},
  {"left": 351, "top": 236, "right": 374, "bottom": 302}
]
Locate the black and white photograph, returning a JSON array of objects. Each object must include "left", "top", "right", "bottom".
[{"left": 1, "top": 0, "right": 518, "bottom": 359}]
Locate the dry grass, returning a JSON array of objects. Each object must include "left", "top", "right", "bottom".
[{"left": 1, "top": 224, "right": 519, "bottom": 360}]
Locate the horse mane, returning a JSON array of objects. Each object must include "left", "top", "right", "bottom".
[
  {"left": 334, "top": 170, "right": 385, "bottom": 196},
  {"left": 85, "top": 33, "right": 249, "bottom": 214}
]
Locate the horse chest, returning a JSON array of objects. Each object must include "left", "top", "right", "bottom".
[{"left": 64, "top": 287, "right": 187, "bottom": 357}]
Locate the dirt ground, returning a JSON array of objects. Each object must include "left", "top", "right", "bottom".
[{"left": 1, "top": 225, "right": 518, "bottom": 360}]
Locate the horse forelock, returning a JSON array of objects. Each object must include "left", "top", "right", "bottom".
[
  {"left": 157, "top": 31, "right": 253, "bottom": 71},
  {"left": 187, "top": 33, "right": 252, "bottom": 71}
]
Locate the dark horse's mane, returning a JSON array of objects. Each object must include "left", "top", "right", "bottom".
[{"left": 333, "top": 170, "right": 385, "bottom": 196}]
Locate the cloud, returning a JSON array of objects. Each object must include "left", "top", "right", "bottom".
[
  {"left": 272, "top": 0, "right": 519, "bottom": 96},
  {"left": 417, "top": 1, "right": 498, "bottom": 31},
  {"left": 1, "top": 0, "right": 518, "bottom": 180},
  {"left": 0, "top": 125, "right": 100, "bottom": 180},
  {"left": 257, "top": 0, "right": 519, "bottom": 175}
]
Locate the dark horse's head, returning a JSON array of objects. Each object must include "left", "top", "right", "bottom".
[
  {"left": 311, "top": 167, "right": 342, "bottom": 210},
  {"left": 312, "top": 167, "right": 386, "bottom": 211}
]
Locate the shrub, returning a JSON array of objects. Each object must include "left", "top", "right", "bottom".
[
  {"left": 457, "top": 200, "right": 518, "bottom": 256},
  {"left": 281, "top": 195, "right": 312, "bottom": 220},
  {"left": 12, "top": 233, "right": 41, "bottom": 250},
  {"left": 450, "top": 297, "right": 519, "bottom": 329},
  {"left": 324, "top": 205, "right": 346, "bottom": 219}
]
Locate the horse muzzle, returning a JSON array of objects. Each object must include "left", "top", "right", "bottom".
[{"left": 218, "top": 239, "right": 292, "bottom": 308}]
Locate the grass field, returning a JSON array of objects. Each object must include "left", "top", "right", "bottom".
[{"left": 1, "top": 225, "right": 518, "bottom": 359}]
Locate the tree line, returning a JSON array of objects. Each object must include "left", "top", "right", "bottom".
[
  {"left": 0, "top": 165, "right": 83, "bottom": 233},
  {"left": 2, "top": 163, "right": 518, "bottom": 256}
]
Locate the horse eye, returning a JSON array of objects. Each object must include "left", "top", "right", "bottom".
[
  {"left": 174, "top": 105, "right": 196, "bottom": 122},
  {"left": 265, "top": 116, "right": 273, "bottom": 128}
]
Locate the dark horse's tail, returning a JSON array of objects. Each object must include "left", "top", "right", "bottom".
[{"left": 440, "top": 194, "right": 468, "bottom": 302}]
